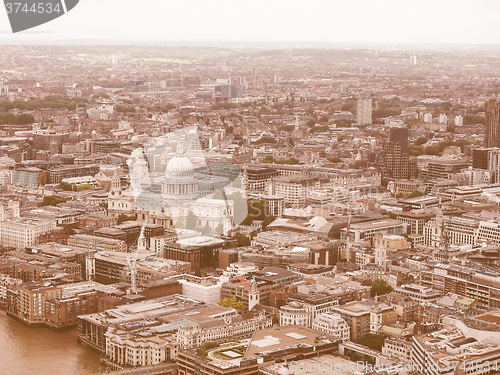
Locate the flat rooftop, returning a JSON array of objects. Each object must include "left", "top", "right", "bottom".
[
  {"left": 245, "top": 326, "right": 332, "bottom": 358},
  {"left": 176, "top": 236, "right": 225, "bottom": 247},
  {"left": 350, "top": 218, "right": 401, "bottom": 230},
  {"left": 476, "top": 311, "right": 500, "bottom": 325},
  {"left": 35, "top": 242, "right": 88, "bottom": 257},
  {"left": 61, "top": 281, "right": 123, "bottom": 298},
  {"left": 71, "top": 234, "right": 125, "bottom": 245},
  {"left": 80, "top": 295, "right": 207, "bottom": 326}
]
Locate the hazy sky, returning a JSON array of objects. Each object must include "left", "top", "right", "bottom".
[{"left": 1, "top": 0, "right": 499, "bottom": 46}]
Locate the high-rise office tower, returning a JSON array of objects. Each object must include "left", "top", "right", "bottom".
[
  {"left": 472, "top": 147, "right": 500, "bottom": 183},
  {"left": 423, "top": 113, "right": 433, "bottom": 123},
  {"left": 485, "top": 99, "right": 500, "bottom": 148},
  {"left": 389, "top": 127, "right": 408, "bottom": 153},
  {"left": 379, "top": 127, "right": 416, "bottom": 179},
  {"left": 252, "top": 69, "right": 258, "bottom": 88},
  {"left": 357, "top": 98, "right": 372, "bottom": 125},
  {"left": 472, "top": 148, "right": 491, "bottom": 170}
]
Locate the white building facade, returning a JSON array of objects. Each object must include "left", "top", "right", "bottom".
[
  {"left": 0, "top": 218, "right": 56, "bottom": 249},
  {"left": 312, "top": 313, "right": 350, "bottom": 340}
]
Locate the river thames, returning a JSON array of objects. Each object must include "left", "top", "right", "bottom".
[{"left": 0, "top": 310, "right": 101, "bottom": 375}]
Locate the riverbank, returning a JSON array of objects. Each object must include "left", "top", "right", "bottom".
[{"left": 0, "top": 310, "right": 101, "bottom": 375}]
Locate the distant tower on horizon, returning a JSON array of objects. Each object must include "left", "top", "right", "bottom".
[
  {"left": 356, "top": 98, "right": 372, "bottom": 125},
  {"left": 485, "top": 99, "right": 500, "bottom": 148},
  {"left": 410, "top": 55, "right": 417, "bottom": 65},
  {"left": 423, "top": 112, "right": 433, "bottom": 124},
  {"left": 252, "top": 69, "right": 258, "bottom": 88}
]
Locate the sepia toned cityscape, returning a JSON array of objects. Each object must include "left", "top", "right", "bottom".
[{"left": 1, "top": 1, "right": 500, "bottom": 375}]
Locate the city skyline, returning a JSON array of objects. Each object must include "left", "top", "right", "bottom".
[{"left": 0, "top": 0, "right": 500, "bottom": 46}]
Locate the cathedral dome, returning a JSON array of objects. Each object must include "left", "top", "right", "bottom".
[
  {"left": 163, "top": 155, "right": 198, "bottom": 201},
  {"left": 166, "top": 156, "right": 194, "bottom": 174}
]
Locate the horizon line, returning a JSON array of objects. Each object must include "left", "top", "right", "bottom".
[{"left": 0, "top": 39, "right": 500, "bottom": 51}]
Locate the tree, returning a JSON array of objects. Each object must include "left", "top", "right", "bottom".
[
  {"left": 211, "top": 102, "right": 238, "bottom": 110},
  {"left": 381, "top": 178, "right": 391, "bottom": 188},
  {"left": 15, "top": 113, "right": 35, "bottom": 125},
  {"left": 196, "top": 341, "right": 219, "bottom": 358},
  {"left": 328, "top": 157, "right": 342, "bottom": 163},
  {"left": 436, "top": 140, "right": 471, "bottom": 153},
  {"left": 159, "top": 103, "right": 175, "bottom": 112},
  {"left": 463, "top": 114, "right": 485, "bottom": 125},
  {"left": 76, "top": 183, "right": 93, "bottom": 191},
  {"left": 306, "top": 119, "right": 317, "bottom": 127},
  {"left": 186, "top": 211, "right": 198, "bottom": 230},
  {"left": 42, "top": 196, "right": 67, "bottom": 207},
  {"left": 234, "top": 232, "right": 251, "bottom": 247},
  {"left": 425, "top": 145, "right": 440, "bottom": 155},
  {"left": 201, "top": 341, "right": 218, "bottom": 351},
  {"left": 256, "top": 136, "right": 277, "bottom": 145},
  {"left": 117, "top": 214, "right": 136, "bottom": 224},
  {"left": 275, "top": 157, "right": 300, "bottom": 165},
  {"left": 415, "top": 136, "right": 428, "bottom": 146},
  {"left": 408, "top": 145, "right": 424, "bottom": 156},
  {"left": 115, "top": 104, "right": 136, "bottom": 113},
  {"left": 318, "top": 115, "right": 329, "bottom": 124},
  {"left": 58, "top": 181, "right": 73, "bottom": 191},
  {"left": 218, "top": 297, "right": 245, "bottom": 313},
  {"left": 196, "top": 348, "right": 206, "bottom": 358},
  {"left": 278, "top": 125, "right": 294, "bottom": 132},
  {"left": 0, "top": 113, "right": 35, "bottom": 125},
  {"left": 0, "top": 95, "right": 86, "bottom": 112},
  {"left": 372, "top": 108, "right": 401, "bottom": 120},
  {"left": 92, "top": 93, "right": 111, "bottom": 100},
  {"left": 404, "top": 118, "right": 420, "bottom": 128},
  {"left": 335, "top": 119, "right": 354, "bottom": 128},
  {"left": 262, "top": 155, "right": 274, "bottom": 163},
  {"left": 341, "top": 103, "right": 356, "bottom": 113},
  {"left": 309, "top": 125, "right": 329, "bottom": 133},
  {"left": 371, "top": 279, "right": 394, "bottom": 297},
  {"left": 407, "top": 191, "right": 425, "bottom": 198},
  {"left": 227, "top": 112, "right": 243, "bottom": 121}
]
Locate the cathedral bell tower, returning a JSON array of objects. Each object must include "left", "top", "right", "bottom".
[{"left": 111, "top": 171, "right": 121, "bottom": 196}]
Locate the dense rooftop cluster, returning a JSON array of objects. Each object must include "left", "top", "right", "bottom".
[{"left": 0, "top": 45, "right": 500, "bottom": 374}]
